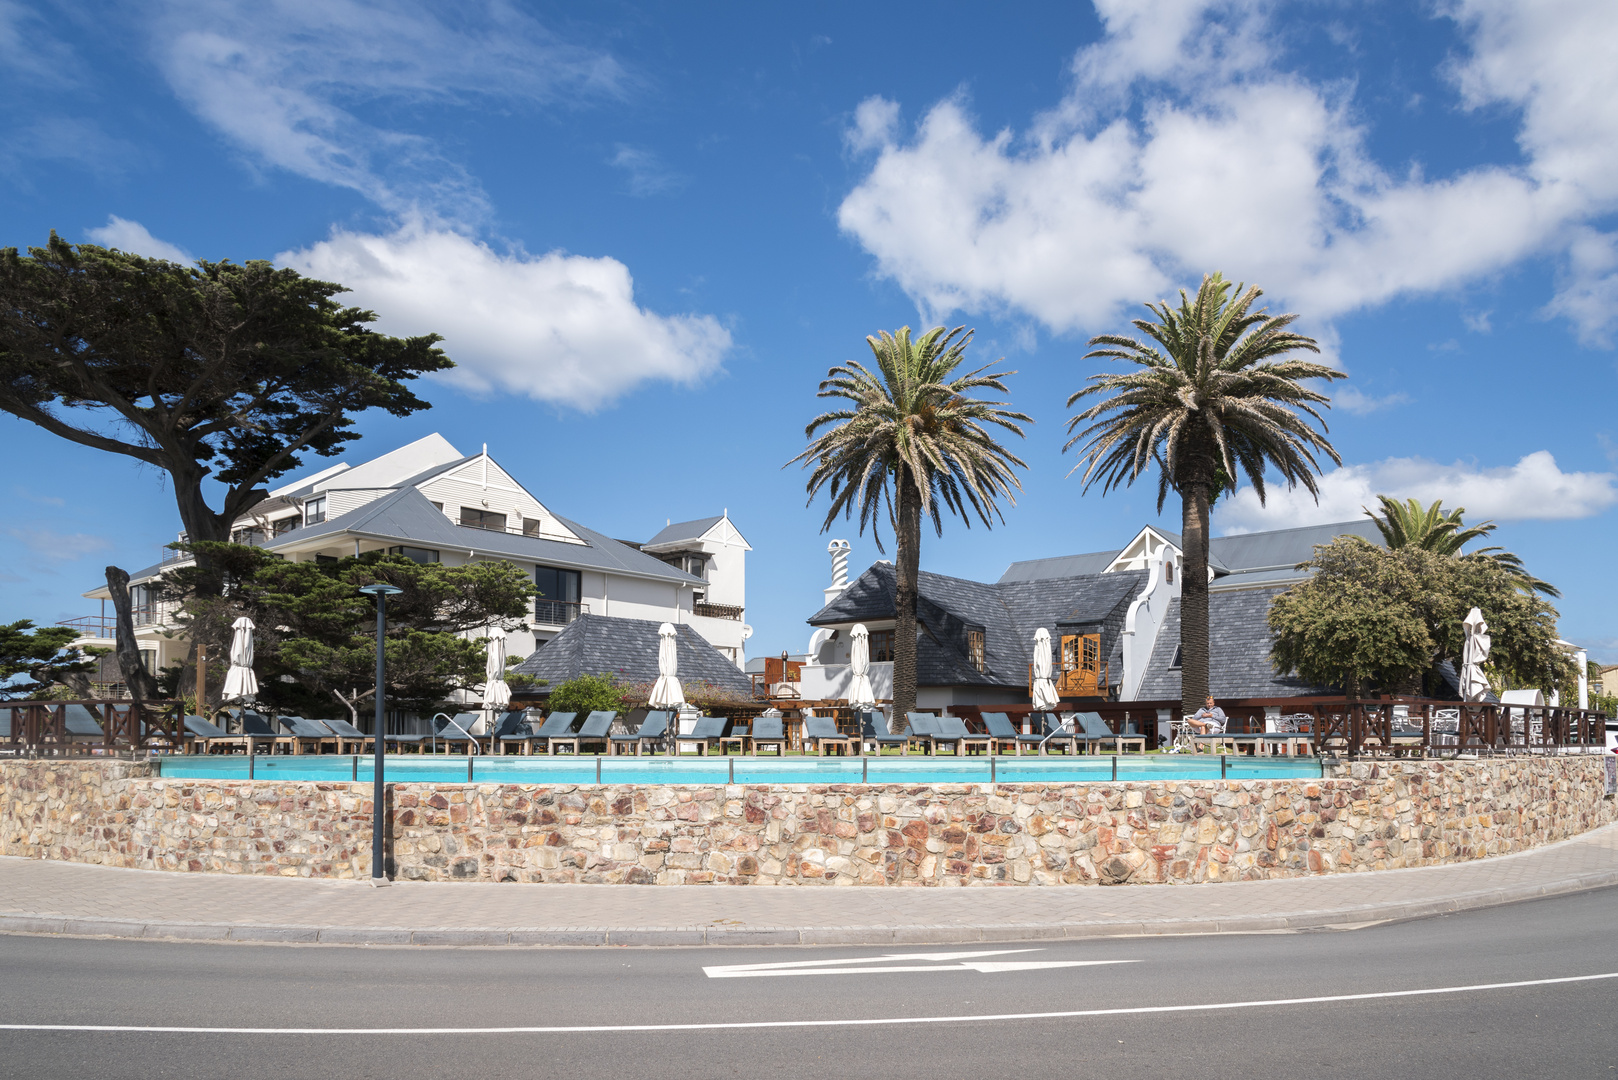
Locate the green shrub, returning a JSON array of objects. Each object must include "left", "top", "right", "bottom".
[{"left": 546, "top": 672, "right": 630, "bottom": 715}]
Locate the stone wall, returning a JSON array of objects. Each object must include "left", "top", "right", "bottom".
[{"left": 0, "top": 757, "right": 1611, "bottom": 885}]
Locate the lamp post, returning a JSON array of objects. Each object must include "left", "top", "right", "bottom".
[{"left": 359, "top": 582, "right": 402, "bottom": 887}]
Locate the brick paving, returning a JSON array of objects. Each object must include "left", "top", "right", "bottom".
[{"left": 2, "top": 822, "right": 1615, "bottom": 947}]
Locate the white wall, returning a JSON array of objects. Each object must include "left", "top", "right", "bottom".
[{"left": 1120, "top": 549, "right": 1180, "bottom": 700}]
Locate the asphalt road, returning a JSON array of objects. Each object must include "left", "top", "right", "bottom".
[{"left": 0, "top": 887, "right": 1615, "bottom": 1080}]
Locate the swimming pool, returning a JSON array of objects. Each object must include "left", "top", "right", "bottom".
[{"left": 151, "top": 753, "right": 1324, "bottom": 785}]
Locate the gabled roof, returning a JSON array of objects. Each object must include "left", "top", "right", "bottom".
[
  {"left": 266, "top": 487, "right": 703, "bottom": 585},
  {"left": 1135, "top": 589, "right": 1320, "bottom": 700},
  {"left": 510, "top": 614, "right": 750, "bottom": 695},
  {"left": 642, "top": 513, "right": 752, "bottom": 551},
  {"left": 1207, "top": 519, "right": 1384, "bottom": 590}
]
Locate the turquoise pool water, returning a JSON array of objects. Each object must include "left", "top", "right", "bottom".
[{"left": 151, "top": 753, "right": 1323, "bottom": 785}]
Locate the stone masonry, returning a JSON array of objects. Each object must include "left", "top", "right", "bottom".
[{"left": 0, "top": 757, "right": 1610, "bottom": 886}]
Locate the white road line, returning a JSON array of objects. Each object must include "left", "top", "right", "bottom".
[
  {"left": 3, "top": 971, "right": 1615, "bottom": 1034},
  {"left": 703, "top": 948, "right": 1042, "bottom": 975},
  {"left": 704, "top": 960, "right": 1131, "bottom": 978}
]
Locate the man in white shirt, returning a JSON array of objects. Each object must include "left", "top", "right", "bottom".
[{"left": 1185, "top": 695, "right": 1226, "bottom": 734}]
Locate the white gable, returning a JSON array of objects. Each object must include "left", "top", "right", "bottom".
[
  {"left": 1106, "top": 526, "right": 1181, "bottom": 572},
  {"left": 700, "top": 515, "right": 752, "bottom": 550},
  {"left": 327, "top": 433, "right": 464, "bottom": 491},
  {"left": 416, "top": 452, "right": 583, "bottom": 544}
]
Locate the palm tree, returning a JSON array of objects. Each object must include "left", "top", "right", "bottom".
[
  {"left": 792, "top": 326, "right": 1030, "bottom": 720},
  {"left": 1365, "top": 495, "right": 1560, "bottom": 597},
  {"left": 1066, "top": 273, "right": 1343, "bottom": 709}
]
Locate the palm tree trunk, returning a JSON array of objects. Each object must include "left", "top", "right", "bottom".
[
  {"left": 892, "top": 470, "right": 922, "bottom": 726},
  {"left": 1179, "top": 482, "right": 1211, "bottom": 712}
]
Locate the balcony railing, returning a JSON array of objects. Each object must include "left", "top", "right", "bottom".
[
  {"left": 533, "top": 599, "right": 582, "bottom": 626},
  {"left": 694, "top": 602, "right": 744, "bottom": 621},
  {"left": 57, "top": 615, "right": 117, "bottom": 637}
]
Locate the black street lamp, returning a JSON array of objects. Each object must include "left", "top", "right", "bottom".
[{"left": 359, "top": 582, "right": 402, "bottom": 886}]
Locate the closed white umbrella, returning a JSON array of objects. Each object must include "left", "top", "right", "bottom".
[
  {"left": 1460, "top": 607, "right": 1491, "bottom": 702},
  {"left": 1031, "top": 628, "right": 1060, "bottom": 711},
  {"left": 221, "top": 616, "right": 258, "bottom": 702},
  {"left": 847, "top": 623, "right": 877, "bottom": 709},
  {"left": 649, "top": 623, "right": 685, "bottom": 709},
  {"left": 482, "top": 627, "right": 511, "bottom": 731}
]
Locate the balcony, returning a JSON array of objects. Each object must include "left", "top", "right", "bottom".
[
  {"left": 694, "top": 601, "right": 744, "bottom": 621},
  {"left": 57, "top": 615, "right": 116, "bottom": 638},
  {"left": 533, "top": 599, "right": 582, "bottom": 626}
]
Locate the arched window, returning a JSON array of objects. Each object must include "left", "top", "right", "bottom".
[{"left": 1164, "top": 560, "right": 1174, "bottom": 583}]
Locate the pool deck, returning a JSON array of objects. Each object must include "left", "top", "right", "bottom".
[{"left": 2, "top": 821, "right": 1616, "bottom": 948}]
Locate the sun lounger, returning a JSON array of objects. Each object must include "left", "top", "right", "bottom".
[
  {"left": 550, "top": 711, "right": 613, "bottom": 755},
  {"left": 610, "top": 711, "right": 668, "bottom": 756},
  {"left": 277, "top": 716, "right": 339, "bottom": 755},
  {"left": 804, "top": 715, "right": 855, "bottom": 756},
  {"left": 61, "top": 703, "right": 106, "bottom": 745},
  {"left": 513, "top": 711, "right": 577, "bottom": 755},
  {"left": 428, "top": 713, "right": 481, "bottom": 754},
  {"left": 1071, "top": 712, "right": 1146, "bottom": 754},
  {"left": 905, "top": 712, "right": 940, "bottom": 755},
  {"left": 486, "top": 710, "right": 532, "bottom": 754},
  {"left": 932, "top": 716, "right": 971, "bottom": 756},
  {"left": 979, "top": 712, "right": 1021, "bottom": 755},
  {"left": 319, "top": 716, "right": 377, "bottom": 753},
  {"left": 750, "top": 716, "right": 786, "bottom": 755},
  {"left": 1032, "top": 712, "right": 1079, "bottom": 755},
  {"left": 688, "top": 716, "right": 729, "bottom": 756},
  {"left": 860, "top": 710, "right": 908, "bottom": 755},
  {"left": 944, "top": 716, "right": 992, "bottom": 756},
  {"left": 239, "top": 714, "right": 296, "bottom": 754},
  {"left": 184, "top": 715, "right": 248, "bottom": 754}
]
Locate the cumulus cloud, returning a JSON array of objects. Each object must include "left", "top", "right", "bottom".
[
  {"left": 1214, "top": 451, "right": 1618, "bottom": 533},
  {"left": 838, "top": 0, "right": 1618, "bottom": 341},
  {"left": 85, "top": 215, "right": 193, "bottom": 263},
  {"left": 149, "top": 0, "right": 624, "bottom": 221},
  {"left": 278, "top": 224, "right": 732, "bottom": 411}
]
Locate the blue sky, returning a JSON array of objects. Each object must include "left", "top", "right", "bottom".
[{"left": 3, "top": 0, "right": 1616, "bottom": 663}]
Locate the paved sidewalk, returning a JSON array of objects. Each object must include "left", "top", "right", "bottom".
[{"left": 3, "top": 823, "right": 1616, "bottom": 947}]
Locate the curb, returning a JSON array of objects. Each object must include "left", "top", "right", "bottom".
[{"left": 3, "top": 867, "right": 1615, "bottom": 948}]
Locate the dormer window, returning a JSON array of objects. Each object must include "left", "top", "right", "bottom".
[
  {"left": 460, "top": 507, "right": 507, "bottom": 532},
  {"left": 304, "top": 496, "right": 326, "bottom": 525},
  {"left": 967, "top": 629, "right": 986, "bottom": 672}
]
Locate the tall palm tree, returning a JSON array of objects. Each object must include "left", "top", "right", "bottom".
[
  {"left": 1365, "top": 495, "right": 1559, "bottom": 597},
  {"left": 792, "top": 326, "right": 1030, "bottom": 720},
  {"left": 1066, "top": 273, "right": 1342, "bottom": 709}
]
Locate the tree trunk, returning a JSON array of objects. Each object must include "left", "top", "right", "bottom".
[
  {"left": 1179, "top": 481, "right": 1211, "bottom": 713},
  {"left": 105, "top": 566, "right": 159, "bottom": 701},
  {"left": 891, "top": 470, "right": 923, "bottom": 729}
]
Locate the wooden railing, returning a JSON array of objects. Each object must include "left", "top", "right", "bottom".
[{"left": 0, "top": 700, "right": 189, "bottom": 756}]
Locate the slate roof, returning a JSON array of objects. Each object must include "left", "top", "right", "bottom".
[
  {"left": 998, "top": 550, "right": 1120, "bottom": 582},
  {"left": 1135, "top": 588, "right": 1320, "bottom": 700},
  {"left": 262, "top": 487, "right": 702, "bottom": 585},
  {"left": 644, "top": 516, "right": 724, "bottom": 547},
  {"left": 807, "top": 563, "right": 1148, "bottom": 690},
  {"left": 510, "top": 614, "right": 751, "bottom": 695}
]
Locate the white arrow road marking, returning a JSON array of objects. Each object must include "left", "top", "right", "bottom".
[{"left": 703, "top": 949, "right": 1137, "bottom": 979}]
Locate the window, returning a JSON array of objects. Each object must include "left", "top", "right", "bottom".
[
  {"left": 138, "top": 649, "right": 156, "bottom": 675},
  {"left": 522, "top": 517, "right": 543, "bottom": 537},
  {"left": 272, "top": 516, "right": 298, "bottom": 536},
  {"left": 534, "top": 565, "right": 581, "bottom": 603},
  {"left": 1170, "top": 643, "right": 1182, "bottom": 669},
  {"left": 387, "top": 545, "right": 440, "bottom": 564},
  {"left": 430, "top": 501, "right": 443, "bottom": 512},
  {"left": 230, "top": 526, "right": 264, "bottom": 545},
  {"left": 460, "top": 507, "right": 507, "bottom": 532},
  {"left": 966, "top": 629, "right": 986, "bottom": 672},
  {"left": 868, "top": 629, "right": 895, "bottom": 663},
  {"left": 315, "top": 554, "right": 339, "bottom": 565},
  {"left": 1164, "top": 560, "right": 1174, "bottom": 583},
  {"left": 304, "top": 496, "right": 326, "bottom": 525}
]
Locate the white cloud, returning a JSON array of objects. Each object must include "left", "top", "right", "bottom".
[
  {"left": 1215, "top": 451, "right": 1618, "bottom": 533},
  {"left": 1332, "top": 385, "right": 1410, "bottom": 416},
  {"left": 149, "top": 0, "right": 624, "bottom": 220},
  {"left": 608, "top": 145, "right": 684, "bottom": 197},
  {"left": 838, "top": 0, "right": 1618, "bottom": 342},
  {"left": 277, "top": 223, "right": 732, "bottom": 411},
  {"left": 85, "top": 216, "right": 193, "bottom": 263},
  {"left": 846, "top": 96, "right": 900, "bottom": 153},
  {"left": 3, "top": 526, "right": 113, "bottom": 561}
]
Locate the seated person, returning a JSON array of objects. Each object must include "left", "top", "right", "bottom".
[{"left": 1185, "top": 695, "right": 1227, "bottom": 734}]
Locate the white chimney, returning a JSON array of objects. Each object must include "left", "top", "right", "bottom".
[{"left": 825, "top": 539, "right": 851, "bottom": 606}]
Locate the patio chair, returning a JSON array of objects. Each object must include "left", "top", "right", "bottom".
[
  {"left": 549, "top": 711, "right": 613, "bottom": 755},
  {"left": 979, "top": 712, "right": 1022, "bottom": 755},
  {"left": 946, "top": 716, "right": 992, "bottom": 756},
  {"left": 1031, "top": 712, "right": 1078, "bottom": 756},
  {"left": 510, "top": 711, "right": 576, "bottom": 755},
  {"left": 905, "top": 712, "right": 940, "bottom": 755},
  {"left": 610, "top": 711, "right": 668, "bottom": 756},
  {"left": 688, "top": 715, "right": 729, "bottom": 756},
  {"left": 804, "top": 715, "right": 855, "bottom": 756},
  {"left": 277, "top": 716, "right": 340, "bottom": 755},
  {"left": 427, "top": 712, "right": 482, "bottom": 754},
  {"left": 859, "top": 710, "right": 908, "bottom": 756},
  {"left": 750, "top": 716, "right": 786, "bottom": 756},
  {"left": 718, "top": 721, "right": 749, "bottom": 756},
  {"left": 482, "top": 710, "right": 530, "bottom": 754}
]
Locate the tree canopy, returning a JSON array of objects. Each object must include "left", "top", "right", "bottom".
[
  {"left": 0, "top": 620, "right": 97, "bottom": 700},
  {"left": 1268, "top": 536, "right": 1572, "bottom": 698},
  {"left": 1364, "top": 495, "right": 1559, "bottom": 597},
  {"left": 160, "top": 543, "right": 535, "bottom": 719},
  {"left": 0, "top": 234, "right": 451, "bottom": 579},
  {"left": 1066, "top": 272, "right": 1342, "bottom": 706}
]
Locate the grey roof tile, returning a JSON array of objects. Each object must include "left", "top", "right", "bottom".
[
  {"left": 511, "top": 614, "right": 750, "bottom": 695},
  {"left": 644, "top": 516, "right": 724, "bottom": 547}
]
